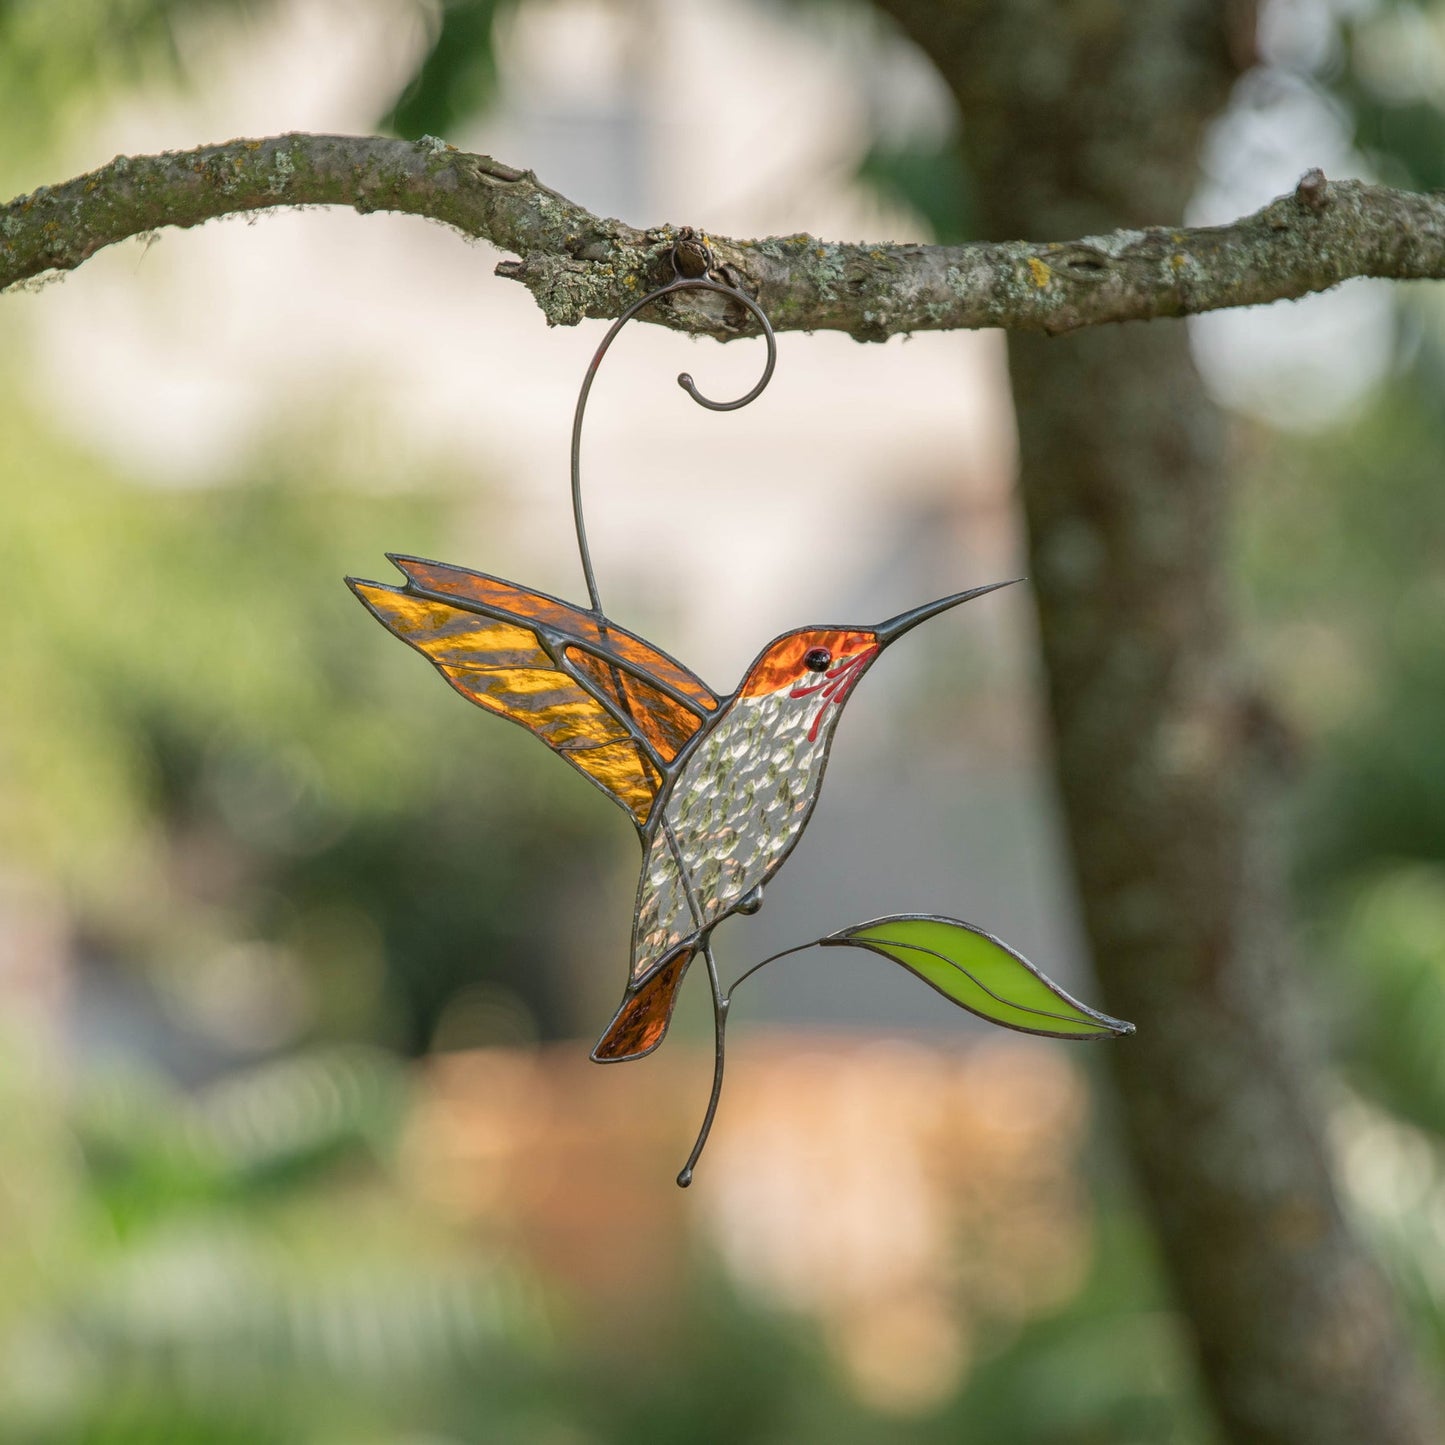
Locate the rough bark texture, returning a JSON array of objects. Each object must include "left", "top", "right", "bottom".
[
  {"left": 868, "top": 1, "right": 1442, "bottom": 1442},
  {"left": 5, "top": 133, "right": 1445, "bottom": 341}
]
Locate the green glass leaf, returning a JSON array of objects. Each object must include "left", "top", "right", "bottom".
[{"left": 820, "top": 914, "right": 1133, "bottom": 1040}]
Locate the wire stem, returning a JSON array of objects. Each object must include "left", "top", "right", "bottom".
[
  {"left": 570, "top": 268, "right": 777, "bottom": 618},
  {"left": 725, "top": 940, "right": 825, "bottom": 1003},
  {"left": 675, "top": 935, "right": 827, "bottom": 1187},
  {"left": 677, "top": 936, "right": 729, "bottom": 1188}
]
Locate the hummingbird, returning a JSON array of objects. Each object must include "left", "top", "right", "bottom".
[
  {"left": 347, "top": 556, "right": 1016, "bottom": 1066},
  {"left": 347, "top": 252, "right": 1130, "bottom": 1187}
]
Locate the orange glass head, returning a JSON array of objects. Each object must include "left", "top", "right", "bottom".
[
  {"left": 736, "top": 580, "right": 1021, "bottom": 742},
  {"left": 737, "top": 628, "right": 879, "bottom": 700},
  {"left": 736, "top": 629, "right": 879, "bottom": 744},
  {"left": 738, "top": 580, "right": 1020, "bottom": 701}
]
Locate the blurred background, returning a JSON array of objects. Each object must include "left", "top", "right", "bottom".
[{"left": 0, "top": 0, "right": 1443, "bottom": 1440}]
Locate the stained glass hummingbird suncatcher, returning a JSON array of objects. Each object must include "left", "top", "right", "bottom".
[{"left": 349, "top": 242, "right": 1133, "bottom": 1186}]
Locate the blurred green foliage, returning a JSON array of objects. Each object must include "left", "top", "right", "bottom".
[
  {"left": 0, "top": 0, "right": 512, "bottom": 167},
  {"left": 0, "top": 1036, "right": 1220, "bottom": 1445},
  {"left": 384, "top": 1, "right": 515, "bottom": 141},
  {"left": 1233, "top": 281, "right": 1445, "bottom": 1368},
  {"left": 1337, "top": 0, "right": 1445, "bottom": 193},
  {"left": 1238, "top": 366, "right": 1445, "bottom": 1139},
  {"left": 0, "top": 1046, "right": 552, "bottom": 1444},
  {"left": 0, "top": 386, "right": 616, "bottom": 1054},
  {"left": 0, "top": 0, "right": 248, "bottom": 171},
  {"left": 856, "top": 139, "right": 976, "bottom": 244}
]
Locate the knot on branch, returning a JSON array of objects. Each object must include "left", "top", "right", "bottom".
[
  {"left": 496, "top": 243, "right": 767, "bottom": 338},
  {"left": 671, "top": 227, "right": 714, "bottom": 279},
  {"left": 1295, "top": 168, "right": 1329, "bottom": 214},
  {"left": 1046, "top": 243, "right": 1115, "bottom": 281},
  {"left": 496, "top": 251, "right": 653, "bottom": 327}
]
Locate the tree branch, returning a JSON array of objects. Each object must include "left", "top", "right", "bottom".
[{"left": 3, "top": 134, "right": 1443, "bottom": 339}]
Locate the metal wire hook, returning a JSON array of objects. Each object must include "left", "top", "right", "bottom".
[{"left": 569, "top": 253, "right": 778, "bottom": 615}]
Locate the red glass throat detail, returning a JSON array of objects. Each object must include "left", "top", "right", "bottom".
[{"left": 789, "top": 647, "right": 878, "bottom": 742}]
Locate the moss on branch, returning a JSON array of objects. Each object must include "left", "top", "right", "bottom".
[{"left": 4, "top": 139, "right": 1445, "bottom": 342}]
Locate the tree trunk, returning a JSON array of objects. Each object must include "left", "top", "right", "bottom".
[{"left": 874, "top": 2, "right": 1443, "bottom": 1440}]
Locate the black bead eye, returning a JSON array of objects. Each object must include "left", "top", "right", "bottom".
[{"left": 803, "top": 647, "right": 832, "bottom": 673}]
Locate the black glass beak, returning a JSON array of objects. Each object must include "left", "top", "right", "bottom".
[{"left": 874, "top": 579, "right": 1023, "bottom": 648}]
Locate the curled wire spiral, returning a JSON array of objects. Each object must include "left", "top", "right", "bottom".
[{"left": 569, "top": 248, "right": 778, "bottom": 615}]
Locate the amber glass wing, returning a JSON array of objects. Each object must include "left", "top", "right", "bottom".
[{"left": 348, "top": 556, "right": 719, "bottom": 827}]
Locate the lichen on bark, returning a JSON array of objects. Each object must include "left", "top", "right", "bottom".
[{"left": 6, "top": 133, "right": 1445, "bottom": 344}]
